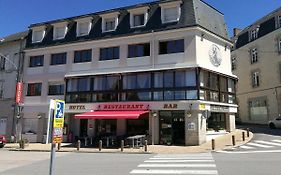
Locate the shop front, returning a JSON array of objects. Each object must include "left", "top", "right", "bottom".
[{"left": 65, "top": 102, "right": 237, "bottom": 146}]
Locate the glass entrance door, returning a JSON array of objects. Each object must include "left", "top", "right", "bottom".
[{"left": 159, "top": 111, "right": 185, "bottom": 145}]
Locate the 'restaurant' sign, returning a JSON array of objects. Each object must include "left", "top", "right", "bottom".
[
  {"left": 15, "top": 82, "right": 23, "bottom": 104},
  {"left": 98, "top": 103, "right": 149, "bottom": 111}
]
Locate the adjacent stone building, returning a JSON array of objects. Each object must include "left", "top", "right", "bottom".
[
  {"left": 0, "top": 31, "right": 27, "bottom": 141},
  {"left": 232, "top": 7, "right": 281, "bottom": 124}
]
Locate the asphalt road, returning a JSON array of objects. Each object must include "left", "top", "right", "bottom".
[{"left": 0, "top": 125, "right": 281, "bottom": 175}]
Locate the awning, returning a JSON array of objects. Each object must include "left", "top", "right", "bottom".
[{"left": 74, "top": 110, "right": 149, "bottom": 119}]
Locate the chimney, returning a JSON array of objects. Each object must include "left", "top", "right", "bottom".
[{"left": 233, "top": 28, "right": 242, "bottom": 37}]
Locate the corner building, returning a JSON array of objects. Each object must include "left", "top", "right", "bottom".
[{"left": 23, "top": 0, "right": 237, "bottom": 145}]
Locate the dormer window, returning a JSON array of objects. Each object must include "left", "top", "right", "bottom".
[
  {"left": 31, "top": 27, "right": 46, "bottom": 43},
  {"left": 53, "top": 22, "right": 68, "bottom": 40},
  {"left": 128, "top": 7, "right": 149, "bottom": 28},
  {"left": 101, "top": 12, "right": 119, "bottom": 33},
  {"left": 160, "top": 1, "right": 182, "bottom": 23},
  {"left": 250, "top": 27, "right": 259, "bottom": 41},
  {"left": 76, "top": 17, "right": 92, "bottom": 37}
]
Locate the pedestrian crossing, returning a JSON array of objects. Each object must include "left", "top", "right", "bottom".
[
  {"left": 130, "top": 153, "right": 218, "bottom": 174},
  {"left": 238, "top": 139, "right": 281, "bottom": 150}
]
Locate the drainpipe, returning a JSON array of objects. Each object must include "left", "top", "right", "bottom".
[{"left": 275, "top": 87, "right": 280, "bottom": 118}]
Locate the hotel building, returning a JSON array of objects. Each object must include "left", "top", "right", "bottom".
[{"left": 23, "top": 0, "right": 237, "bottom": 145}]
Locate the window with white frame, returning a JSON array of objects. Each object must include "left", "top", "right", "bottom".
[
  {"left": 0, "top": 81, "right": 3, "bottom": 99},
  {"left": 251, "top": 48, "right": 258, "bottom": 64},
  {"left": 105, "top": 18, "right": 116, "bottom": 32},
  {"left": 278, "top": 38, "right": 281, "bottom": 53},
  {"left": 32, "top": 29, "right": 45, "bottom": 43},
  {"left": 0, "top": 56, "right": 5, "bottom": 71},
  {"left": 278, "top": 15, "right": 281, "bottom": 28},
  {"left": 129, "top": 7, "right": 149, "bottom": 28},
  {"left": 250, "top": 27, "right": 259, "bottom": 41},
  {"left": 231, "top": 57, "right": 237, "bottom": 70},
  {"left": 251, "top": 71, "right": 260, "bottom": 88},
  {"left": 160, "top": 1, "right": 182, "bottom": 23},
  {"left": 53, "top": 24, "right": 68, "bottom": 40},
  {"left": 76, "top": 20, "right": 92, "bottom": 36}
]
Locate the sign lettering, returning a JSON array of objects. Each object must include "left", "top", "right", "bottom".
[
  {"left": 69, "top": 105, "right": 86, "bottom": 110},
  {"left": 15, "top": 82, "right": 23, "bottom": 104},
  {"left": 53, "top": 100, "right": 65, "bottom": 144},
  {"left": 99, "top": 103, "right": 148, "bottom": 111},
  {"left": 163, "top": 104, "right": 178, "bottom": 109}
]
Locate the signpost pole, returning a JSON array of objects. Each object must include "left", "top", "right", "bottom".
[{"left": 49, "top": 140, "right": 56, "bottom": 175}]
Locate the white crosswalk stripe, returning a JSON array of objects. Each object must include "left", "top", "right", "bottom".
[
  {"left": 246, "top": 142, "right": 273, "bottom": 148},
  {"left": 254, "top": 140, "right": 281, "bottom": 146},
  {"left": 130, "top": 153, "right": 218, "bottom": 175},
  {"left": 239, "top": 145, "right": 254, "bottom": 149},
  {"left": 271, "top": 139, "right": 281, "bottom": 143}
]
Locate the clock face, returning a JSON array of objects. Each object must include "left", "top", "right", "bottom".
[{"left": 209, "top": 44, "right": 222, "bottom": 67}]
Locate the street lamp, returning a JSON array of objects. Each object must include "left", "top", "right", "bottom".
[{"left": 0, "top": 52, "right": 23, "bottom": 142}]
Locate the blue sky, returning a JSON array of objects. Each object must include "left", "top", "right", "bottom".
[{"left": 0, "top": 0, "right": 281, "bottom": 38}]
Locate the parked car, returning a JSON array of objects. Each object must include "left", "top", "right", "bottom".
[
  {"left": 0, "top": 135, "right": 6, "bottom": 148},
  {"left": 268, "top": 117, "right": 281, "bottom": 129}
]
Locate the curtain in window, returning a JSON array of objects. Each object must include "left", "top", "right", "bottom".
[{"left": 164, "top": 7, "right": 178, "bottom": 22}]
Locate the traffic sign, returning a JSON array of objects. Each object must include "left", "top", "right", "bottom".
[{"left": 53, "top": 100, "right": 65, "bottom": 128}]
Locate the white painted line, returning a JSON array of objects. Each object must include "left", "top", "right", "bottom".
[
  {"left": 144, "top": 160, "right": 215, "bottom": 163},
  {"left": 239, "top": 145, "right": 254, "bottom": 149},
  {"left": 150, "top": 157, "right": 213, "bottom": 160},
  {"left": 138, "top": 164, "right": 216, "bottom": 168},
  {"left": 154, "top": 154, "right": 211, "bottom": 157},
  {"left": 255, "top": 140, "right": 281, "bottom": 146},
  {"left": 130, "top": 169, "right": 218, "bottom": 174},
  {"left": 217, "top": 149, "right": 281, "bottom": 154},
  {"left": 271, "top": 140, "right": 281, "bottom": 143},
  {"left": 247, "top": 142, "right": 273, "bottom": 148}
]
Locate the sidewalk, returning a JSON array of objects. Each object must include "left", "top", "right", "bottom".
[{"left": 3, "top": 129, "right": 253, "bottom": 154}]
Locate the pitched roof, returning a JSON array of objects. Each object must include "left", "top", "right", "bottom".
[{"left": 0, "top": 31, "right": 28, "bottom": 45}]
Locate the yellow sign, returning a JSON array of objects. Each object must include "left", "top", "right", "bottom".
[
  {"left": 199, "top": 104, "right": 206, "bottom": 110},
  {"left": 52, "top": 100, "right": 65, "bottom": 144},
  {"left": 53, "top": 100, "right": 65, "bottom": 128}
]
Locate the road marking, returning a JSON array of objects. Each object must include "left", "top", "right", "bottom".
[
  {"left": 130, "top": 169, "right": 218, "bottom": 174},
  {"left": 153, "top": 154, "right": 211, "bottom": 157},
  {"left": 217, "top": 149, "right": 281, "bottom": 154},
  {"left": 149, "top": 157, "right": 213, "bottom": 160},
  {"left": 144, "top": 159, "right": 215, "bottom": 163},
  {"left": 255, "top": 140, "right": 281, "bottom": 146},
  {"left": 138, "top": 164, "right": 216, "bottom": 168},
  {"left": 239, "top": 145, "right": 254, "bottom": 149},
  {"left": 246, "top": 142, "right": 273, "bottom": 148},
  {"left": 272, "top": 140, "right": 281, "bottom": 143}
]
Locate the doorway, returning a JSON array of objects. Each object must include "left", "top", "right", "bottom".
[
  {"left": 159, "top": 111, "right": 185, "bottom": 145},
  {"left": 79, "top": 119, "right": 88, "bottom": 137}
]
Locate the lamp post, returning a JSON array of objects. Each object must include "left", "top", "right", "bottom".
[{"left": 0, "top": 52, "right": 23, "bottom": 142}]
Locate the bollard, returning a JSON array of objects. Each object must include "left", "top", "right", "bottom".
[
  {"left": 232, "top": 135, "right": 236, "bottom": 146},
  {"left": 121, "top": 140, "right": 124, "bottom": 152},
  {"left": 58, "top": 143, "right": 61, "bottom": 151},
  {"left": 77, "top": 140, "right": 81, "bottom": 151},
  {"left": 212, "top": 139, "right": 215, "bottom": 150},
  {"left": 247, "top": 128, "right": 250, "bottom": 137},
  {"left": 84, "top": 137, "right": 87, "bottom": 147},
  {"left": 144, "top": 140, "right": 148, "bottom": 152},
  {"left": 99, "top": 140, "right": 102, "bottom": 151},
  {"left": 90, "top": 137, "right": 93, "bottom": 145},
  {"left": 242, "top": 132, "right": 245, "bottom": 141}
]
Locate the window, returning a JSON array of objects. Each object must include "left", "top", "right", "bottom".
[
  {"left": 53, "top": 25, "right": 67, "bottom": 40},
  {"left": 100, "top": 47, "right": 119, "bottom": 61},
  {"left": 29, "top": 55, "right": 44, "bottom": 67},
  {"left": 278, "top": 15, "right": 281, "bottom": 28},
  {"left": 0, "top": 56, "right": 5, "bottom": 71},
  {"left": 164, "top": 71, "right": 174, "bottom": 88},
  {"left": 102, "top": 17, "right": 118, "bottom": 32},
  {"left": 249, "top": 98, "right": 268, "bottom": 121},
  {"left": 51, "top": 53, "right": 66, "bottom": 65},
  {"left": 27, "top": 83, "right": 42, "bottom": 96},
  {"left": 0, "top": 81, "right": 3, "bottom": 99},
  {"left": 94, "top": 75, "right": 119, "bottom": 91},
  {"left": 123, "top": 73, "right": 151, "bottom": 89},
  {"left": 32, "top": 29, "right": 45, "bottom": 43},
  {"left": 161, "top": 4, "right": 181, "bottom": 23},
  {"left": 77, "top": 21, "right": 91, "bottom": 36},
  {"left": 250, "top": 27, "right": 259, "bottom": 41},
  {"left": 231, "top": 57, "right": 237, "bottom": 70},
  {"left": 278, "top": 39, "right": 281, "bottom": 53},
  {"left": 23, "top": 118, "right": 38, "bottom": 134},
  {"left": 66, "top": 78, "right": 90, "bottom": 92},
  {"left": 48, "top": 83, "right": 64, "bottom": 95},
  {"left": 74, "top": 49, "right": 92, "bottom": 63},
  {"left": 228, "top": 79, "right": 235, "bottom": 93},
  {"left": 251, "top": 48, "right": 258, "bottom": 64},
  {"left": 159, "top": 39, "right": 184, "bottom": 54},
  {"left": 251, "top": 71, "right": 260, "bottom": 88},
  {"left": 128, "top": 43, "right": 150, "bottom": 58}
]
